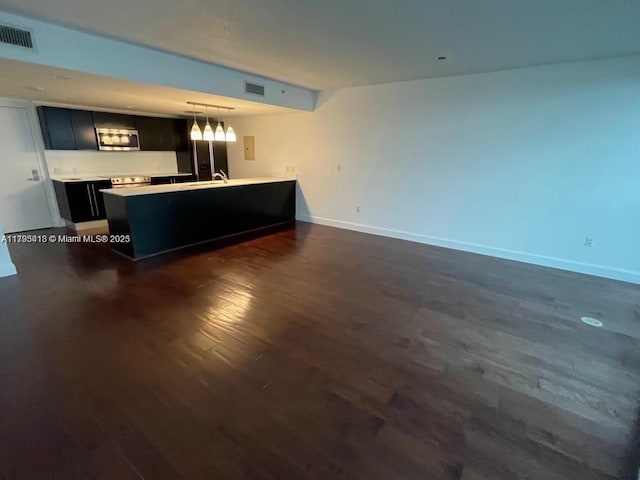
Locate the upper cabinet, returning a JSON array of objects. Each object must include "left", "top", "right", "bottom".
[
  {"left": 69, "top": 110, "right": 99, "bottom": 150},
  {"left": 136, "top": 117, "right": 188, "bottom": 152},
  {"left": 37, "top": 107, "right": 89, "bottom": 150},
  {"left": 36, "top": 106, "right": 189, "bottom": 152},
  {"left": 92, "top": 111, "right": 137, "bottom": 129}
]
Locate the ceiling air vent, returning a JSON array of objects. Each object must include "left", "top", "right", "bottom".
[
  {"left": 0, "top": 24, "right": 34, "bottom": 49},
  {"left": 244, "top": 81, "right": 265, "bottom": 97}
]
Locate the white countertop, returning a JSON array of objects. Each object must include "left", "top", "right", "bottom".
[
  {"left": 51, "top": 172, "right": 194, "bottom": 182},
  {"left": 101, "top": 177, "right": 296, "bottom": 197}
]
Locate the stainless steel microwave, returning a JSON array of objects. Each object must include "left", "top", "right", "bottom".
[{"left": 96, "top": 128, "right": 140, "bottom": 151}]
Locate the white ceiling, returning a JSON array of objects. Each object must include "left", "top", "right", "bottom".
[
  {"left": 0, "top": 58, "right": 296, "bottom": 117},
  {"left": 1, "top": 0, "right": 640, "bottom": 90}
]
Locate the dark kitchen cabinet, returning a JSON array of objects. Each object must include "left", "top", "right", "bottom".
[
  {"left": 37, "top": 107, "right": 76, "bottom": 150},
  {"left": 136, "top": 117, "right": 187, "bottom": 152},
  {"left": 136, "top": 116, "right": 166, "bottom": 151},
  {"left": 62, "top": 182, "right": 94, "bottom": 222},
  {"left": 53, "top": 180, "right": 112, "bottom": 223},
  {"left": 37, "top": 107, "right": 97, "bottom": 151},
  {"left": 150, "top": 175, "right": 196, "bottom": 185},
  {"left": 172, "top": 119, "right": 189, "bottom": 152},
  {"left": 38, "top": 107, "right": 190, "bottom": 153},
  {"left": 69, "top": 110, "right": 98, "bottom": 150},
  {"left": 92, "top": 181, "right": 112, "bottom": 218},
  {"left": 92, "top": 111, "right": 136, "bottom": 129}
]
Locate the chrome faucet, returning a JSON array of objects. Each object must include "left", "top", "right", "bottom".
[{"left": 212, "top": 170, "right": 228, "bottom": 183}]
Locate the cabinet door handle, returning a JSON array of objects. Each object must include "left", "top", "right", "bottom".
[
  {"left": 86, "top": 185, "right": 96, "bottom": 217},
  {"left": 91, "top": 185, "right": 100, "bottom": 216}
]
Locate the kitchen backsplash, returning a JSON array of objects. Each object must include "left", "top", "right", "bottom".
[{"left": 45, "top": 150, "right": 180, "bottom": 176}]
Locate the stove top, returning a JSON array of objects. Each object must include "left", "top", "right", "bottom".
[
  {"left": 109, "top": 176, "right": 152, "bottom": 188},
  {"left": 99, "top": 174, "right": 147, "bottom": 179}
]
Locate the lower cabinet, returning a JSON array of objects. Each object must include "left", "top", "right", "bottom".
[
  {"left": 54, "top": 176, "right": 195, "bottom": 223},
  {"left": 53, "top": 180, "right": 112, "bottom": 223},
  {"left": 150, "top": 175, "right": 196, "bottom": 185}
]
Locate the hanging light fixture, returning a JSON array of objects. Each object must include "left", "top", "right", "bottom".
[
  {"left": 214, "top": 107, "right": 226, "bottom": 141},
  {"left": 225, "top": 125, "right": 237, "bottom": 143},
  {"left": 190, "top": 103, "right": 202, "bottom": 141},
  {"left": 188, "top": 102, "right": 235, "bottom": 142},
  {"left": 224, "top": 109, "right": 236, "bottom": 142},
  {"left": 202, "top": 105, "right": 215, "bottom": 141}
]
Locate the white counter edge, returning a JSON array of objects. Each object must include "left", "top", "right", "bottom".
[
  {"left": 101, "top": 177, "right": 297, "bottom": 197},
  {"left": 51, "top": 172, "right": 194, "bottom": 183}
]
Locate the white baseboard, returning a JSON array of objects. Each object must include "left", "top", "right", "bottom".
[
  {"left": 296, "top": 214, "right": 640, "bottom": 285},
  {"left": 0, "top": 262, "right": 17, "bottom": 278}
]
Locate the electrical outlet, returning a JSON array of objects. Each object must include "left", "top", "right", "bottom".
[
  {"left": 356, "top": 206, "right": 360, "bottom": 213},
  {"left": 584, "top": 237, "right": 594, "bottom": 248}
]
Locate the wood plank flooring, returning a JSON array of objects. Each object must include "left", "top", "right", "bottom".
[{"left": 0, "top": 222, "right": 639, "bottom": 479}]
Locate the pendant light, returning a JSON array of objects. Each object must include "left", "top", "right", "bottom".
[
  {"left": 190, "top": 104, "right": 202, "bottom": 141},
  {"left": 214, "top": 107, "right": 226, "bottom": 142},
  {"left": 202, "top": 105, "right": 215, "bottom": 141},
  {"left": 224, "top": 110, "right": 236, "bottom": 142}
]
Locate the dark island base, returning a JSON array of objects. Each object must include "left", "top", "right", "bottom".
[{"left": 103, "top": 180, "right": 296, "bottom": 259}]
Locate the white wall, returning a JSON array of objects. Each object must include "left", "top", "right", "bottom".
[
  {"left": 0, "top": 225, "right": 17, "bottom": 277},
  {"left": 45, "top": 151, "right": 179, "bottom": 177},
  {"left": 227, "top": 55, "right": 640, "bottom": 284}
]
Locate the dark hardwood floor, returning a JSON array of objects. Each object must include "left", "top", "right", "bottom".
[{"left": 1, "top": 222, "right": 639, "bottom": 480}]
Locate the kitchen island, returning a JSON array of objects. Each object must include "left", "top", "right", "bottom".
[{"left": 102, "top": 177, "right": 296, "bottom": 259}]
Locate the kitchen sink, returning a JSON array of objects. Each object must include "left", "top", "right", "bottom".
[
  {"left": 176, "top": 180, "right": 225, "bottom": 190},
  {"left": 195, "top": 180, "right": 225, "bottom": 186}
]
